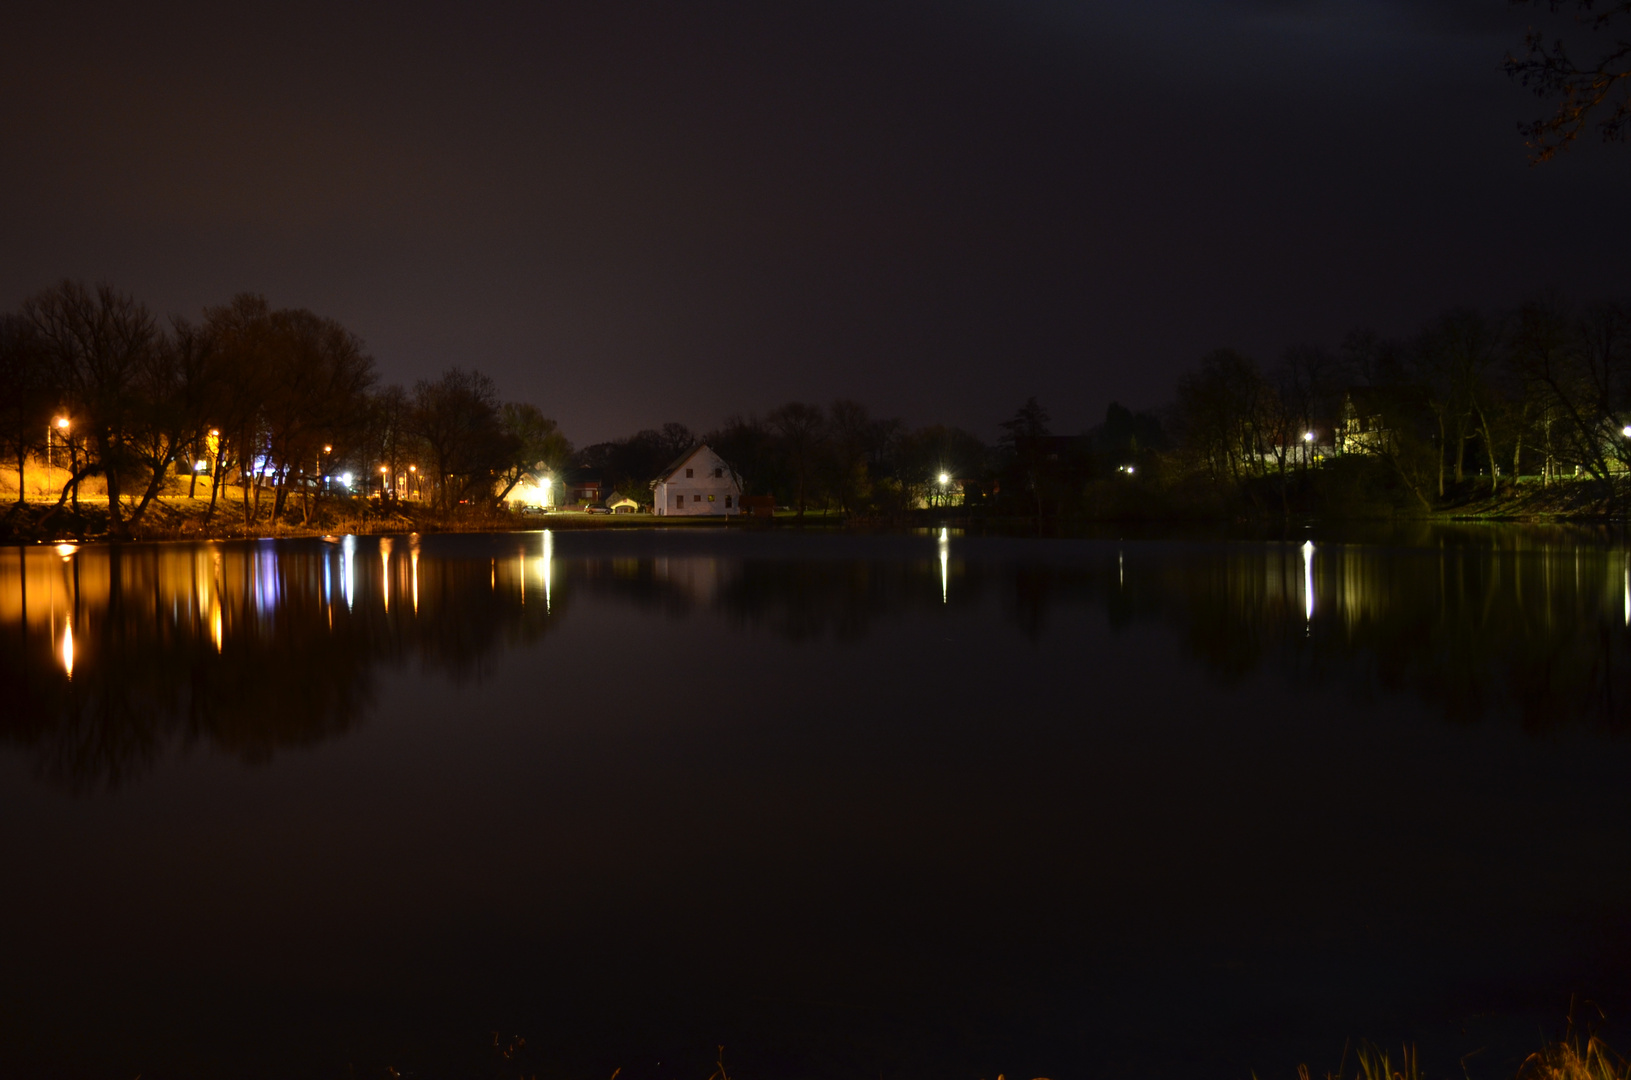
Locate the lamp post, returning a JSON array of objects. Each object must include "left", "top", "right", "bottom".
[
  {"left": 937, "top": 471, "right": 949, "bottom": 507},
  {"left": 48, "top": 416, "right": 68, "bottom": 469},
  {"left": 408, "top": 464, "right": 417, "bottom": 501}
]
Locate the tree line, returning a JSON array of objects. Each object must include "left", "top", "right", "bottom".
[
  {"left": 1166, "top": 295, "right": 1631, "bottom": 512},
  {"left": 0, "top": 280, "right": 570, "bottom": 536},
  {"left": 8, "top": 278, "right": 1629, "bottom": 533}
]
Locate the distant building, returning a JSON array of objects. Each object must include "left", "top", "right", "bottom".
[
  {"left": 650, "top": 445, "right": 741, "bottom": 516},
  {"left": 562, "top": 468, "right": 603, "bottom": 505},
  {"left": 739, "top": 494, "right": 776, "bottom": 518},
  {"left": 606, "top": 494, "right": 640, "bottom": 514},
  {"left": 1339, "top": 387, "right": 1434, "bottom": 456}
]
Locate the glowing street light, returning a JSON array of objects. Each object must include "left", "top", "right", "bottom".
[
  {"left": 1303, "top": 431, "right": 1315, "bottom": 442},
  {"left": 1622, "top": 425, "right": 1631, "bottom": 438},
  {"left": 47, "top": 416, "right": 69, "bottom": 469}
]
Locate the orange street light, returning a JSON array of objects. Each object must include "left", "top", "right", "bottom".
[{"left": 55, "top": 416, "right": 69, "bottom": 430}]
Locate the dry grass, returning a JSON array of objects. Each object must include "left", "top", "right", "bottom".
[{"left": 1264, "top": 1010, "right": 1631, "bottom": 1080}]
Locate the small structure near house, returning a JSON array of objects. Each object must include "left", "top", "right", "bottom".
[
  {"left": 562, "top": 468, "right": 603, "bottom": 506},
  {"left": 739, "top": 494, "right": 776, "bottom": 518},
  {"left": 650, "top": 444, "right": 741, "bottom": 516},
  {"left": 606, "top": 494, "right": 639, "bottom": 514},
  {"left": 1338, "top": 387, "right": 1434, "bottom": 456}
]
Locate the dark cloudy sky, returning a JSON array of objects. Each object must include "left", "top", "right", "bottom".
[{"left": 1, "top": 1, "right": 1626, "bottom": 442}]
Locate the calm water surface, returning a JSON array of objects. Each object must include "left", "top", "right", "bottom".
[{"left": 2, "top": 526, "right": 1630, "bottom": 1080}]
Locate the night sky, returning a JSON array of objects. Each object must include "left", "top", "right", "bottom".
[{"left": 2, "top": 1, "right": 1626, "bottom": 443}]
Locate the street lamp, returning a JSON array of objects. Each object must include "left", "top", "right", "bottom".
[{"left": 48, "top": 416, "right": 69, "bottom": 469}]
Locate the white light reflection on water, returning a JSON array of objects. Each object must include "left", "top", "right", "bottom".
[
  {"left": 938, "top": 527, "right": 949, "bottom": 603},
  {"left": 1624, "top": 561, "right": 1629, "bottom": 627},
  {"left": 60, "top": 616, "right": 73, "bottom": 678},
  {"left": 342, "top": 536, "right": 356, "bottom": 610},
  {"left": 253, "top": 544, "right": 280, "bottom": 615},
  {"left": 542, "top": 529, "right": 553, "bottom": 613},
  {"left": 380, "top": 538, "right": 393, "bottom": 614},
  {"left": 1302, "top": 540, "right": 1315, "bottom": 623},
  {"left": 411, "top": 534, "right": 420, "bottom": 615},
  {"left": 211, "top": 549, "right": 224, "bottom": 652}
]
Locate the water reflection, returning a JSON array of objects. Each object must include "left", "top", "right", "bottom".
[
  {"left": 0, "top": 533, "right": 563, "bottom": 790},
  {"left": 1302, "top": 539, "right": 1315, "bottom": 624},
  {"left": 3, "top": 526, "right": 1629, "bottom": 790},
  {"left": 938, "top": 527, "right": 949, "bottom": 603}
]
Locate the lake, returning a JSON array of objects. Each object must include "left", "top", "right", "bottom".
[{"left": 2, "top": 525, "right": 1630, "bottom": 1080}]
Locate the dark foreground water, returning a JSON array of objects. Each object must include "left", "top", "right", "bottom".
[{"left": 3, "top": 526, "right": 1631, "bottom": 1080}]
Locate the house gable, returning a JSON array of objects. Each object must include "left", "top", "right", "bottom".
[{"left": 650, "top": 444, "right": 741, "bottom": 516}]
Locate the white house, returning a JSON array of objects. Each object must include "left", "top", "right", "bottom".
[{"left": 651, "top": 444, "right": 741, "bottom": 516}]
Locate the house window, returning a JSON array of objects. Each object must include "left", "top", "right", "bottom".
[
  {"left": 725, "top": 495, "right": 732, "bottom": 508},
  {"left": 674, "top": 495, "right": 682, "bottom": 507},
  {"left": 693, "top": 494, "right": 700, "bottom": 503},
  {"left": 714, "top": 467, "right": 723, "bottom": 478},
  {"left": 707, "top": 494, "right": 715, "bottom": 502},
  {"left": 685, "top": 468, "right": 693, "bottom": 478}
]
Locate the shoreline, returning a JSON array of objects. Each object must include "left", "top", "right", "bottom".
[{"left": 4, "top": 474, "right": 1628, "bottom": 547}]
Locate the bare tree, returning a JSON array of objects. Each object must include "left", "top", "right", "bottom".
[
  {"left": 22, "top": 281, "right": 160, "bottom": 537},
  {"left": 1509, "top": 295, "right": 1631, "bottom": 489},
  {"left": 493, "top": 402, "right": 572, "bottom": 504},
  {"left": 258, "top": 308, "right": 377, "bottom": 524},
  {"left": 203, "top": 294, "right": 277, "bottom": 525},
  {"left": 411, "top": 367, "right": 506, "bottom": 512},
  {"left": 0, "top": 315, "right": 49, "bottom": 506},
  {"left": 767, "top": 402, "right": 826, "bottom": 518},
  {"left": 1507, "top": 1, "right": 1631, "bottom": 162}
]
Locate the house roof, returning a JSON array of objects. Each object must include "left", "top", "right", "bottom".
[{"left": 652, "top": 443, "right": 713, "bottom": 484}]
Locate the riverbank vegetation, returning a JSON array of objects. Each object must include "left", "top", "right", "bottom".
[{"left": 6, "top": 279, "right": 1631, "bottom": 544}]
